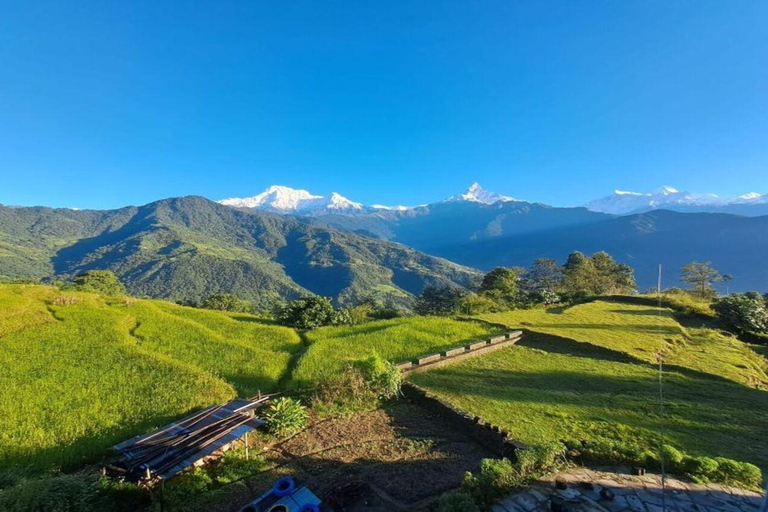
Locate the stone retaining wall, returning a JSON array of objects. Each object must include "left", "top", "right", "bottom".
[
  {"left": 400, "top": 330, "right": 522, "bottom": 376},
  {"left": 402, "top": 382, "right": 525, "bottom": 459}
]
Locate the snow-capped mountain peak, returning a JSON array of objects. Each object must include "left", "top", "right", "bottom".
[
  {"left": 447, "top": 182, "right": 516, "bottom": 204},
  {"left": 219, "top": 185, "right": 366, "bottom": 215},
  {"left": 585, "top": 186, "right": 768, "bottom": 215}
]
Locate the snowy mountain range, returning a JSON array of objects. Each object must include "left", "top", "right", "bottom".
[
  {"left": 219, "top": 183, "right": 768, "bottom": 217},
  {"left": 218, "top": 182, "right": 515, "bottom": 216},
  {"left": 585, "top": 186, "right": 768, "bottom": 215}
]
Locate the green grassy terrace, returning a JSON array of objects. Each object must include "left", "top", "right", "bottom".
[{"left": 412, "top": 301, "right": 768, "bottom": 470}]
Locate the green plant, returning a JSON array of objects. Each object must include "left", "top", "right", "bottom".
[
  {"left": 516, "top": 441, "right": 566, "bottom": 475},
  {"left": 714, "top": 458, "right": 763, "bottom": 488},
  {"left": 201, "top": 293, "right": 252, "bottom": 313},
  {"left": 713, "top": 294, "right": 768, "bottom": 334},
  {"left": 438, "top": 491, "right": 479, "bottom": 512},
  {"left": 73, "top": 270, "right": 126, "bottom": 296},
  {"left": 355, "top": 351, "right": 402, "bottom": 400},
  {"left": 682, "top": 456, "right": 719, "bottom": 483},
  {"left": 276, "top": 297, "right": 351, "bottom": 330},
  {"left": 212, "top": 452, "right": 266, "bottom": 484},
  {"left": 262, "top": 397, "right": 308, "bottom": 437}
]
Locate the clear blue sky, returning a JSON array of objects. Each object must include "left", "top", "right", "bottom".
[{"left": 1, "top": 1, "right": 766, "bottom": 209}]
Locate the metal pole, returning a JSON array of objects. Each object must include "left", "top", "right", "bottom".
[{"left": 657, "top": 264, "right": 667, "bottom": 511}]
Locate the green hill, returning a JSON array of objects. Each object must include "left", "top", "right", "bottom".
[
  {"left": 0, "top": 197, "right": 478, "bottom": 306},
  {"left": 0, "top": 284, "right": 299, "bottom": 480}
]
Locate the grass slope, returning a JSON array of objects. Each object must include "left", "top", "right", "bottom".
[
  {"left": 291, "top": 316, "right": 503, "bottom": 387},
  {"left": 413, "top": 301, "right": 768, "bottom": 470},
  {"left": 0, "top": 284, "right": 300, "bottom": 482}
]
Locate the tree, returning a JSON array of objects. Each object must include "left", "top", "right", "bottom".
[
  {"left": 414, "top": 285, "right": 465, "bottom": 316},
  {"left": 73, "top": 270, "right": 126, "bottom": 296},
  {"left": 561, "top": 252, "right": 598, "bottom": 298},
  {"left": 480, "top": 267, "right": 520, "bottom": 296},
  {"left": 681, "top": 261, "right": 723, "bottom": 299},
  {"left": 276, "top": 296, "right": 351, "bottom": 330},
  {"left": 712, "top": 294, "right": 768, "bottom": 334},
  {"left": 201, "top": 293, "right": 251, "bottom": 312}
]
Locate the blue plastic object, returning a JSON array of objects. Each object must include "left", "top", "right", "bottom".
[
  {"left": 273, "top": 477, "right": 295, "bottom": 497},
  {"left": 298, "top": 505, "right": 320, "bottom": 512}
]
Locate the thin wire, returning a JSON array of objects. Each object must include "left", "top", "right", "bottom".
[{"left": 657, "top": 264, "right": 667, "bottom": 511}]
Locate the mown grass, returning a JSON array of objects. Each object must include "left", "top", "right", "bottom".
[
  {"left": 476, "top": 301, "right": 686, "bottom": 363},
  {"left": 291, "top": 316, "right": 503, "bottom": 387},
  {"left": 0, "top": 285, "right": 301, "bottom": 482},
  {"left": 413, "top": 301, "right": 768, "bottom": 471}
]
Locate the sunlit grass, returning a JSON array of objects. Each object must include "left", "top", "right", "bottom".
[
  {"left": 414, "top": 302, "right": 768, "bottom": 470},
  {"left": 291, "top": 316, "right": 503, "bottom": 387}
]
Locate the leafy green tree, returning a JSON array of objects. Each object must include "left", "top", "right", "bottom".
[
  {"left": 201, "top": 293, "right": 251, "bottom": 312},
  {"left": 480, "top": 267, "right": 520, "bottom": 296},
  {"left": 590, "top": 251, "right": 636, "bottom": 294},
  {"left": 456, "top": 292, "right": 503, "bottom": 314},
  {"left": 73, "top": 270, "right": 126, "bottom": 296},
  {"left": 276, "top": 296, "right": 351, "bottom": 329},
  {"left": 561, "top": 252, "right": 598, "bottom": 298},
  {"left": 681, "top": 261, "right": 723, "bottom": 299},
  {"left": 414, "top": 285, "right": 465, "bottom": 316},
  {"left": 712, "top": 294, "right": 768, "bottom": 334},
  {"left": 520, "top": 258, "right": 563, "bottom": 301}
]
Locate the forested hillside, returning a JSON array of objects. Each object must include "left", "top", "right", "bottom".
[{"left": 0, "top": 197, "right": 478, "bottom": 306}]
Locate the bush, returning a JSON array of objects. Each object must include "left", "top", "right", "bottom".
[
  {"left": 354, "top": 352, "right": 402, "bottom": 400},
  {"left": 714, "top": 458, "right": 763, "bottom": 488},
  {"left": 311, "top": 368, "right": 378, "bottom": 415},
  {"left": 212, "top": 452, "right": 266, "bottom": 485},
  {"left": 200, "top": 293, "right": 252, "bottom": 313},
  {"left": 262, "top": 397, "right": 308, "bottom": 437},
  {"left": 713, "top": 294, "right": 768, "bottom": 334},
  {"left": 163, "top": 468, "right": 214, "bottom": 504},
  {"left": 276, "top": 297, "right": 351, "bottom": 330},
  {"left": 516, "top": 441, "right": 566, "bottom": 475},
  {"left": 438, "top": 491, "right": 479, "bottom": 512},
  {"left": 73, "top": 270, "right": 126, "bottom": 296},
  {"left": 0, "top": 473, "right": 98, "bottom": 512},
  {"left": 414, "top": 285, "right": 465, "bottom": 316},
  {"left": 682, "top": 456, "right": 720, "bottom": 483}
]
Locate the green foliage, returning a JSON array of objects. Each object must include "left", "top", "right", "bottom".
[
  {"left": 681, "top": 261, "right": 723, "bottom": 299},
  {"left": 713, "top": 294, "right": 768, "bottom": 334},
  {"left": 0, "top": 197, "right": 478, "bottom": 307},
  {"left": 414, "top": 300, "right": 768, "bottom": 487},
  {"left": 480, "top": 267, "right": 521, "bottom": 297},
  {"left": 163, "top": 468, "right": 214, "bottom": 503},
  {"left": 354, "top": 352, "right": 403, "bottom": 399},
  {"left": 713, "top": 458, "right": 763, "bottom": 488},
  {"left": 276, "top": 296, "right": 352, "bottom": 330},
  {"left": 0, "top": 284, "right": 302, "bottom": 483},
  {"left": 200, "top": 293, "right": 252, "bottom": 313},
  {"left": 73, "top": 270, "right": 126, "bottom": 296},
  {"left": 414, "top": 285, "right": 466, "bottom": 316},
  {"left": 0, "top": 473, "right": 98, "bottom": 512},
  {"left": 262, "top": 397, "right": 308, "bottom": 437},
  {"left": 293, "top": 316, "right": 501, "bottom": 387},
  {"left": 463, "top": 444, "right": 566, "bottom": 509},
  {"left": 561, "top": 251, "right": 636, "bottom": 299},
  {"left": 682, "top": 456, "right": 720, "bottom": 482},
  {"left": 456, "top": 292, "right": 504, "bottom": 314},
  {"left": 211, "top": 451, "right": 267, "bottom": 485},
  {"left": 437, "top": 491, "right": 479, "bottom": 512}
]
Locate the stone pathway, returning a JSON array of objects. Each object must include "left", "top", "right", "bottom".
[{"left": 492, "top": 467, "right": 765, "bottom": 512}]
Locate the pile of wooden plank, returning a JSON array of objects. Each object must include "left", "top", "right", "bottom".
[{"left": 108, "top": 396, "right": 271, "bottom": 485}]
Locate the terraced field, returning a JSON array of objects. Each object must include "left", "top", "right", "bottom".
[
  {"left": 291, "top": 316, "right": 503, "bottom": 387},
  {"left": 0, "top": 284, "right": 299, "bottom": 480},
  {"left": 412, "top": 301, "right": 768, "bottom": 470}
]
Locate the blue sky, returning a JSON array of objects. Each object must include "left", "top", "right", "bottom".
[{"left": 1, "top": 1, "right": 766, "bottom": 209}]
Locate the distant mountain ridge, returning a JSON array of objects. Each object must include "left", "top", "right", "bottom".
[
  {"left": 585, "top": 186, "right": 768, "bottom": 216},
  {"left": 219, "top": 182, "right": 768, "bottom": 218},
  {"left": 0, "top": 197, "right": 478, "bottom": 306}
]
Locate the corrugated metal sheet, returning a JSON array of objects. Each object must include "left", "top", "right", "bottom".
[{"left": 112, "top": 397, "right": 266, "bottom": 483}]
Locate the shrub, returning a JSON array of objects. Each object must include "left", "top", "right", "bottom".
[
  {"left": 414, "top": 285, "right": 466, "bottom": 316},
  {"left": 354, "top": 352, "right": 402, "bottom": 400},
  {"left": 0, "top": 473, "right": 98, "bottom": 512},
  {"left": 262, "top": 397, "right": 308, "bottom": 437},
  {"left": 682, "top": 456, "right": 720, "bottom": 483},
  {"left": 276, "top": 297, "right": 351, "bottom": 330},
  {"left": 713, "top": 294, "right": 768, "bottom": 334},
  {"left": 311, "top": 368, "right": 378, "bottom": 415},
  {"left": 516, "top": 441, "right": 566, "bottom": 475},
  {"left": 73, "top": 270, "right": 126, "bottom": 296},
  {"left": 438, "top": 491, "right": 479, "bottom": 512},
  {"left": 200, "top": 293, "right": 252, "bottom": 313},
  {"left": 714, "top": 458, "right": 763, "bottom": 488}
]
